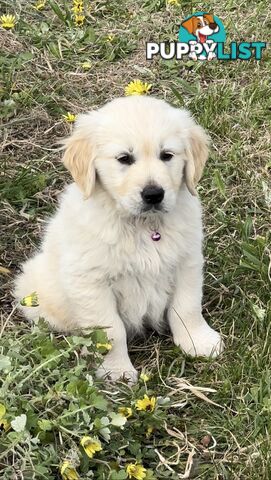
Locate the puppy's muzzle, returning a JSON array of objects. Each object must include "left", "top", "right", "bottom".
[{"left": 141, "top": 185, "right": 165, "bottom": 207}]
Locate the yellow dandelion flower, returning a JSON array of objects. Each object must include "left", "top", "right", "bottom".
[
  {"left": 0, "top": 418, "right": 10, "bottom": 432},
  {"left": 96, "top": 342, "right": 112, "bottom": 351},
  {"left": 74, "top": 14, "right": 85, "bottom": 26},
  {"left": 72, "top": 4, "right": 84, "bottom": 14},
  {"left": 135, "top": 394, "right": 156, "bottom": 412},
  {"left": 0, "top": 404, "right": 6, "bottom": 419},
  {"left": 80, "top": 436, "right": 102, "bottom": 458},
  {"left": 146, "top": 425, "right": 154, "bottom": 438},
  {"left": 81, "top": 61, "right": 92, "bottom": 70},
  {"left": 106, "top": 34, "right": 115, "bottom": 43},
  {"left": 167, "top": 0, "right": 180, "bottom": 4},
  {"left": 124, "top": 80, "right": 152, "bottom": 97},
  {"left": 118, "top": 407, "right": 133, "bottom": 418},
  {"left": 140, "top": 372, "right": 150, "bottom": 382},
  {"left": 63, "top": 112, "right": 77, "bottom": 123},
  {"left": 33, "top": 0, "right": 46, "bottom": 10},
  {"left": 0, "top": 404, "right": 10, "bottom": 432},
  {"left": 126, "top": 463, "right": 147, "bottom": 480},
  {"left": 0, "top": 14, "right": 16, "bottom": 29},
  {"left": 20, "top": 292, "right": 39, "bottom": 307},
  {"left": 60, "top": 461, "right": 79, "bottom": 480}
]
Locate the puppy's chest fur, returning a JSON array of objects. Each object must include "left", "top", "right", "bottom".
[{"left": 108, "top": 221, "right": 185, "bottom": 331}]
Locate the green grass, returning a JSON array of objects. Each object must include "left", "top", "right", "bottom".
[{"left": 0, "top": 0, "right": 271, "bottom": 478}]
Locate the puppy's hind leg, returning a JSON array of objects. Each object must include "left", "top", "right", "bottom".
[{"left": 14, "top": 254, "right": 72, "bottom": 330}]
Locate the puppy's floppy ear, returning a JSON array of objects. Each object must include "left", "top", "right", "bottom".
[
  {"left": 203, "top": 13, "right": 215, "bottom": 24},
  {"left": 181, "top": 16, "right": 197, "bottom": 34},
  {"left": 62, "top": 114, "right": 96, "bottom": 199},
  {"left": 184, "top": 123, "right": 209, "bottom": 196}
]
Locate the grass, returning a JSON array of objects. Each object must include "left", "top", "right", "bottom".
[{"left": 0, "top": 0, "right": 270, "bottom": 478}]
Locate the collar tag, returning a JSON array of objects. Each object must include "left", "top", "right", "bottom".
[{"left": 151, "top": 231, "right": 161, "bottom": 241}]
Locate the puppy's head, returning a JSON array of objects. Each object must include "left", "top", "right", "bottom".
[
  {"left": 62, "top": 96, "right": 209, "bottom": 215},
  {"left": 182, "top": 14, "right": 219, "bottom": 38}
]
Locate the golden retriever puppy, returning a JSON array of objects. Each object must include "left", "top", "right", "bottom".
[{"left": 15, "top": 96, "right": 223, "bottom": 382}]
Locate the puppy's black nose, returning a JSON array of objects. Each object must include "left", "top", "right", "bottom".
[
  {"left": 141, "top": 185, "right": 164, "bottom": 205},
  {"left": 209, "top": 22, "right": 217, "bottom": 30}
]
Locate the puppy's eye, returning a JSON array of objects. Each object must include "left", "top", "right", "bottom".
[
  {"left": 160, "top": 151, "right": 174, "bottom": 161},
  {"left": 116, "top": 153, "right": 135, "bottom": 165}
]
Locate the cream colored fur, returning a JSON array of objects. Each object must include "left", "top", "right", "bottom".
[{"left": 14, "top": 96, "right": 223, "bottom": 382}]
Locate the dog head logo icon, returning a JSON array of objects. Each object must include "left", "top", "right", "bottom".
[
  {"left": 178, "top": 12, "right": 226, "bottom": 60},
  {"left": 182, "top": 13, "right": 219, "bottom": 43}
]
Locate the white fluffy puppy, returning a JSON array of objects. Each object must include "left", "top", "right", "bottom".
[{"left": 15, "top": 96, "right": 223, "bottom": 382}]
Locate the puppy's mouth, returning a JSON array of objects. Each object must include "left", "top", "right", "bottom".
[
  {"left": 140, "top": 204, "right": 167, "bottom": 214},
  {"left": 198, "top": 32, "right": 207, "bottom": 43}
]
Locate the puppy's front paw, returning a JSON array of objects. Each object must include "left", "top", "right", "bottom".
[
  {"left": 173, "top": 323, "right": 224, "bottom": 358},
  {"left": 207, "top": 52, "right": 217, "bottom": 61},
  {"left": 189, "top": 52, "right": 197, "bottom": 61},
  {"left": 95, "top": 352, "right": 138, "bottom": 384}
]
